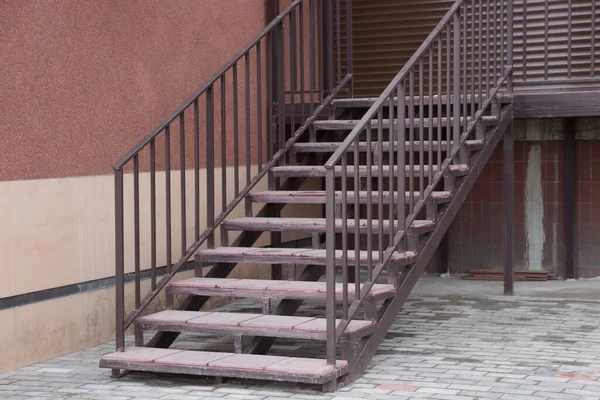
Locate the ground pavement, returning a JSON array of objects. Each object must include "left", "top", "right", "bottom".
[{"left": 2, "top": 275, "right": 600, "bottom": 400}]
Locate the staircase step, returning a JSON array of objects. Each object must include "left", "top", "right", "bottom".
[
  {"left": 100, "top": 347, "right": 347, "bottom": 384},
  {"left": 331, "top": 94, "right": 511, "bottom": 108},
  {"left": 271, "top": 164, "right": 469, "bottom": 178},
  {"left": 137, "top": 311, "right": 375, "bottom": 340},
  {"left": 167, "top": 278, "right": 396, "bottom": 301},
  {"left": 313, "top": 116, "right": 498, "bottom": 131},
  {"left": 249, "top": 190, "right": 452, "bottom": 204},
  {"left": 292, "top": 140, "right": 484, "bottom": 153},
  {"left": 194, "top": 247, "right": 416, "bottom": 266},
  {"left": 223, "top": 217, "right": 435, "bottom": 235}
]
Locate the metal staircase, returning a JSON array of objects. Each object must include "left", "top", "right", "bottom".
[{"left": 100, "top": 0, "right": 514, "bottom": 390}]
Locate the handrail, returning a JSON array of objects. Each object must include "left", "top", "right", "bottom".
[
  {"left": 325, "top": 0, "right": 465, "bottom": 169},
  {"left": 113, "top": 0, "right": 302, "bottom": 170}
]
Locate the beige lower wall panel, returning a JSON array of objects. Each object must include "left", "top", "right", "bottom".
[
  {"left": 0, "top": 270, "right": 200, "bottom": 373},
  {"left": 0, "top": 165, "right": 271, "bottom": 297}
]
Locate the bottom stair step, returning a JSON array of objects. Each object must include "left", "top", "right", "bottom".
[
  {"left": 137, "top": 310, "right": 375, "bottom": 340},
  {"left": 100, "top": 347, "right": 348, "bottom": 384}
]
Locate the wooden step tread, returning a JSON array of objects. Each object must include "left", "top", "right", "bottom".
[
  {"left": 271, "top": 164, "right": 470, "bottom": 178},
  {"left": 331, "top": 94, "right": 511, "bottom": 108},
  {"left": 292, "top": 140, "right": 484, "bottom": 153},
  {"left": 100, "top": 347, "right": 347, "bottom": 384},
  {"left": 194, "top": 247, "right": 416, "bottom": 266},
  {"left": 138, "top": 310, "right": 375, "bottom": 340},
  {"left": 167, "top": 278, "right": 396, "bottom": 301},
  {"left": 313, "top": 116, "right": 498, "bottom": 130},
  {"left": 249, "top": 190, "right": 452, "bottom": 204},
  {"left": 223, "top": 217, "right": 435, "bottom": 234}
]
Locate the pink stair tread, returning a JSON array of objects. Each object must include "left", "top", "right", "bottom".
[
  {"left": 158, "top": 350, "right": 230, "bottom": 366},
  {"left": 239, "top": 315, "right": 316, "bottom": 329},
  {"left": 209, "top": 354, "right": 289, "bottom": 370},
  {"left": 266, "top": 358, "right": 348, "bottom": 375},
  {"left": 168, "top": 278, "right": 395, "bottom": 300},
  {"left": 138, "top": 311, "right": 374, "bottom": 339},
  {"left": 100, "top": 348, "right": 348, "bottom": 384},
  {"left": 140, "top": 310, "right": 211, "bottom": 324},
  {"left": 187, "top": 312, "right": 260, "bottom": 326},
  {"left": 101, "top": 347, "right": 181, "bottom": 362},
  {"left": 194, "top": 247, "right": 415, "bottom": 266}
]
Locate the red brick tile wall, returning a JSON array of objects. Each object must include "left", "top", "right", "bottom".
[{"left": 446, "top": 139, "right": 600, "bottom": 278}]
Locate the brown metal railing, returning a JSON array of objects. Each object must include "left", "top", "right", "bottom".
[
  {"left": 323, "top": 0, "right": 514, "bottom": 365},
  {"left": 112, "top": 0, "right": 353, "bottom": 354}
]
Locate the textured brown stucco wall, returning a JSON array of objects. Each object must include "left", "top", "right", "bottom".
[{"left": 0, "top": 0, "right": 267, "bottom": 181}]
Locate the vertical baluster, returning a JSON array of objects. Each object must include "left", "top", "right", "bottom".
[
  {"left": 299, "top": 4, "right": 305, "bottom": 122},
  {"left": 409, "top": 69, "right": 415, "bottom": 213},
  {"left": 397, "top": 82, "right": 406, "bottom": 237},
  {"left": 419, "top": 59, "right": 424, "bottom": 198},
  {"left": 346, "top": 0, "right": 354, "bottom": 97},
  {"left": 133, "top": 155, "right": 140, "bottom": 315},
  {"left": 165, "top": 127, "right": 172, "bottom": 275},
  {"left": 325, "top": 168, "right": 336, "bottom": 366},
  {"left": 309, "top": 0, "right": 316, "bottom": 114},
  {"left": 388, "top": 94, "right": 395, "bottom": 247},
  {"left": 336, "top": 0, "right": 341, "bottom": 85},
  {"left": 257, "top": 43, "right": 263, "bottom": 171},
  {"left": 220, "top": 77, "right": 227, "bottom": 223},
  {"left": 429, "top": 47, "right": 434, "bottom": 183},
  {"left": 493, "top": 0, "right": 498, "bottom": 82},
  {"left": 353, "top": 140, "right": 360, "bottom": 298},
  {"left": 193, "top": 100, "right": 200, "bottom": 243},
  {"left": 463, "top": 6, "right": 468, "bottom": 135},
  {"left": 592, "top": 0, "right": 596, "bottom": 78},
  {"left": 180, "top": 112, "right": 187, "bottom": 255},
  {"left": 366, "top": 125, "right": 373, "bottom": 282},
  {"left": 150, "top": 139, "right": 157, "bottom": 290},
  {"left": 478, "top": 0, "right": 483, "bottom": 104},
  {"left": 233, "top": 65, "right": 240, "bottom": 195},
  {"left": 447, "top": 27, "right": 452, "bottom": 155},
  {"left": 471, "top": 0, "right": 476, "bottom": 118},
  {"left": 567, "top": 0, "right": 572, "bottom": 79},
  {"left": 341, "top": 153, "right": 348, "bottom": 320},
  {"left": 318, "top": 1, "right": 324, "bottom": 96},
  {"left": 486, "top": 0, "right": 491, "bottom": 93},
  {"left": 377, "top": 109, "right": 384, "bottom": 262},
  {"left": 114, "top": 168, "right": 125, "bottom": 353},
  {"left": 500, "top": 0, "right": 504, "bottom": 75},
  {"left": 453, "top": 13, "right": 461, "bottom": 161},
  {"left": 507, "top": 0, "right": 513, "bottom": 93},
  {"left": 245, "top": 53, "right": 252, "bottom": 187},
  {"left": 438, "top": 36, "right": 443, "bottom": 170},
  {"left": 290, "top": 12, "right": 296, "bottom": 134},
  {"left": 543, "top": 0, "right": 549, "bottom": 80},
  {"left": 206, "top": 87, "right": 215, "bottom": 248},
  {"left": 278, "top": 22, "right": 285, "bottom": 154},
  {"left": 523, "top": 0, "right": 527, "bottom": 81}
]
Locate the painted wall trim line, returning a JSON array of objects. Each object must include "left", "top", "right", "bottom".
[{"left": 0, "top": 237, "right": 313, "bottom": 311}]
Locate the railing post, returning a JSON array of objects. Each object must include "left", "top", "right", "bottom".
[
  {"left": 325, "top": 167, "right": 337, "bottom": 366},
  {"left": 321, "top": 0, "right": 335, "bottom": 96},
  {"left": 113, "top": 168, "right": 125, "bottom": 374},
  {"left": 507, "top": 0, "right": 514, "bottom": 94},
  {"left": 453, "top": 11, "right": 461, "bottom": 161},
  {"left": 346, "top": 0, "right": 354, "bottom": 97}
]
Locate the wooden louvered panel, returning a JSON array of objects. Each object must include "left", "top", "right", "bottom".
[
  {"left": 339, "top": 0, "right": 455, "bottom": 97},
  {"left": 511, "top": 0, "right": 599, "bottom": 84}
]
